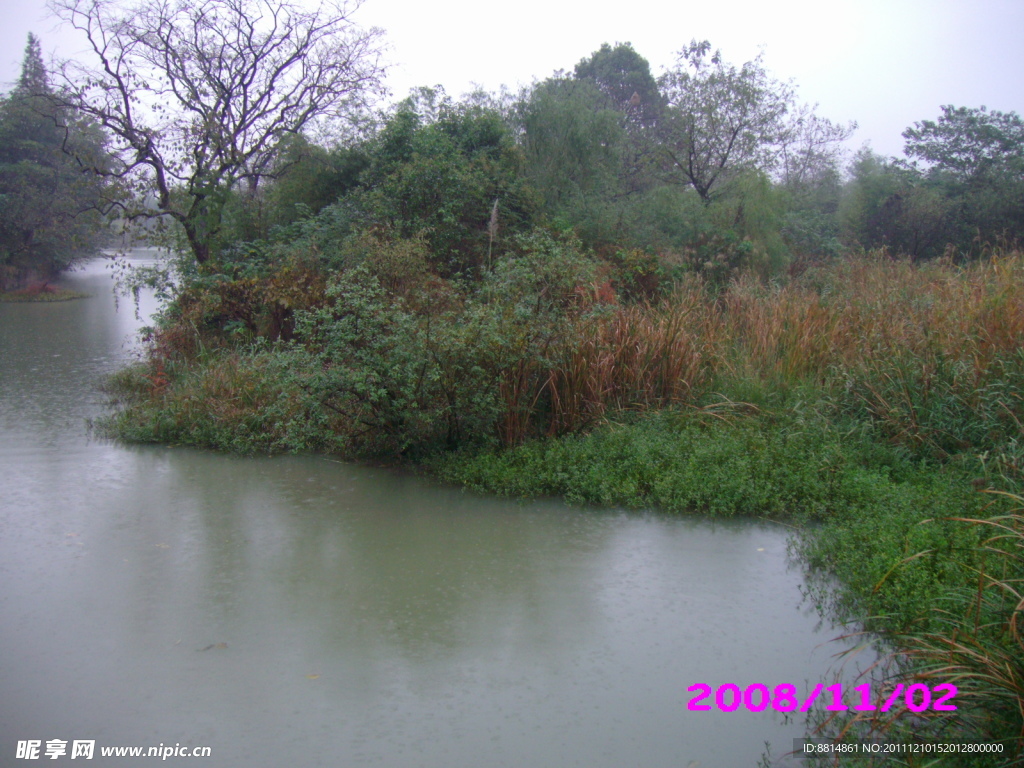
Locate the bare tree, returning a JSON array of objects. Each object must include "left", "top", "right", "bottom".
[
  {"left": 657, "top": 40, "right": 855, "bottom": 208},
  {"left": 49, "top": 0, "right": 386, "bottom": 264},
  {"left": 658, "top": 40, "right": 794, "bottom": 204},
  {"left": 778, "top": 104, "right": 856, "bottom": 192}
]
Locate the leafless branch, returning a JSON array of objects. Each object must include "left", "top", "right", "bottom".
[{"left": 48, "top": 0, "right": 386, "bottom": 263}]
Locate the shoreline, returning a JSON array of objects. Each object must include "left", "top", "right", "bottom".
[{"left": 0, "top": 287, "right": 89, "bottom": 302}]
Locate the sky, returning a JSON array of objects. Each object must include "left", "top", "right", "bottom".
[{"left": 3, "top": 0, "right": 1023, "bottom": 160}]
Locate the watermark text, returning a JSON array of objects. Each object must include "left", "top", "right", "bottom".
[{"left": 16, "top": 740, "right": 212, "bottom": 760}]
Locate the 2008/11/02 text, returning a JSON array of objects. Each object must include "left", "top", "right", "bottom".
[{"left": 687, "top": 682, "right": 957, "bottom": 713}]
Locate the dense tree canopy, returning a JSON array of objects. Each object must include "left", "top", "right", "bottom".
[
  {"left": 903, "top": 105, "right": 1024, "bottom": 184},
  {"left": 904, "top": 106, "right": 1024, "bottom": 253},
  {"left": 573, "top": 42, "right": 663, "bottom": 127},
  {"left": 24, "top": 23, "right": 1009, "bottom": 280},
  {"left": 0, "top": 34, "right": 111, "bottom": 290},
  {"left": 840, "top": 106, "right": 1024, "bottom": 259},
  {"left": 519, "top": 77, "right": 626, "bottom": 221},
  {"left": 353, "top": 88, "right": 537, "bottom": 276}
]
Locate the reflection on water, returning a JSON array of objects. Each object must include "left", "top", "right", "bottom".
[{"left": 0, "top": 256, "right": 845, "bottom": 767}]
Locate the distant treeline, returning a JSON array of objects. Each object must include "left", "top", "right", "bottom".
[
  {"left": 4, "top": 30, "right": 1024, "bottom": 288},
  {"left": 209, "top": 42, "right": 1024, "bottom": 279}
]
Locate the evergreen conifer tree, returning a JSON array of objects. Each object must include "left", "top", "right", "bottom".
[{"left": 0, "top": 34, "right": 110, "bottom": 291}]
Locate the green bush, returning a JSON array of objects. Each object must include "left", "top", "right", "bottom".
[{"left": 98, "top": 348, "right": 343, "bottom": 454}]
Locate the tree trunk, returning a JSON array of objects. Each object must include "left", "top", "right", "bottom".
[{"left": 182, "top": 220, "right": 210, "bottom": 265}]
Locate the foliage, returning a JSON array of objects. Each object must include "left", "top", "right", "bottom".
[
  {"left": 902, "top": 105, "right": 1024, "bottom": 185},
  {"left": 289, "top": 230, "right": 603, "bottom": 456},
  {"left": 0, "top": 34, "right": 111, "bottom": 290},
  {"left": 114, "top": 249, "right": 1024, "bottom": 465},
  {"left": 776, "top": 106, "right": 852, "bottom": 261},
  {"left": 572, "top": 42, "right": 663, "bottom": 200},
  {"left": 519, "top": 76, "right": 628, "bottom": 239},
  {"left": 99, "top": 349, "right": 346, "bottom": 454},
  {"left": 573, "top": 42, "right": 663, "bottom": 125},
  {"left": 886, "top": 500, "right": 1024, "bottom": 759},
  {"left": 841, "top": 148, "right": 953, "bottom": 259},
  {"left": 351, "top": 88, "right": 538, "bottom": 276},
  {"left": 805, "top": 497, "right": 1024, "bottom": 766},
  {"left": 220, "top": 136, "right": 371, "bottom": 243},
  {"left": 657, "top": 40, "right": 795, "bottom": 203},
  {"left": 904, "top": 106, "right": 1024, "bottom": 256},
  {"left": 292, "top": 266, "right": 460, "bottom": 456},
  {"left": 842, "top": 107, "right": 1024, "bottom": 260}
]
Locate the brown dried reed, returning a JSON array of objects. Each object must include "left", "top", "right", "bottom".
[{"left": 501, "top": 251, "right": 1024, "bottom": 451}]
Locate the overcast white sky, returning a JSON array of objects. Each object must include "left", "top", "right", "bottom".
[{"left": 3, "top": 0, "right": 1023, "bottom": 159}]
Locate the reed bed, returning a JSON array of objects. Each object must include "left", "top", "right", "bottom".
[
  {"left": 489, "top": 251, "right": 1024, "bottom": 464},
  {"left": 721, "top": 253, "right": 1024, "bottom": 383},
  {"left": 713, "top": 254, "right": 1024, "bottom": 464},
  {"left": 541, "top": 286, "right": 719, "bottom": 437},
  {"left": 475, "top": 246, "right": 1011, "bottom": 472}
]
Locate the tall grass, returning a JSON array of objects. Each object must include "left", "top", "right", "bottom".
[
  {"left": 112, "top": 250, "right": 1024, "bottom": 468},
  {"left": 541, "top": 284, "right": 719, "bottom": 437},
  {"left": 500, "top": 251, "right": 1024, "bottom": 467},
  {"left": 716, "top": 252, "right": 1024, "bottom": 466}
]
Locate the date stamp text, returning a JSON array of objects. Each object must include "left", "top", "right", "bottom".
[{"left": 687, "top": 682, "right": 958, "bottom": 713}]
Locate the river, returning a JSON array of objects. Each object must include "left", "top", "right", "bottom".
[{"left": 0, "top": 254, "right": 847, "bottom": 767}]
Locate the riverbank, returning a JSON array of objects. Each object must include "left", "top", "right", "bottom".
[
  {"left": 98, "top": 249, "right": 1024, "bottom": 763},
  {"left": 0, "top": 285, "right": 89, "bottom": 302}
]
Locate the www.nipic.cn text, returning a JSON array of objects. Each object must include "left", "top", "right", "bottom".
[{"left": 15, "top": 740, "right": 212, "bottom": 760}]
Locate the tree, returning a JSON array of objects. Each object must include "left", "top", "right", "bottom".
[
  {"left": 657, "top": 40, "right": 794, "bottom": 204},
  {"left": 220, "top": 134, "right": 371, "bottom": 242},
  {"left": 49, "top": 0, "right": 386, "bottom": 266},
  {"left": 778, "top": 105, "right": 855, "bottom": 193},
  {"left": 519, "top": 76, "right": 625, "bottom": 216},
  {"left": 354, "top": 88, "right": 536, "bottom": 276},
  {"left": 902, "top": 105, "right": 1024, "bottom": 185},
  {"left": 573, "top": 42, "right": 663, "bottom": 128},
  {"left": 840, "top": 147, "right": 952, "bottom": 259},
  {"left": 514, "top": 45, "right": 670, "bottom": 248},
  {"left": 572, "top": 42, "right": 663, "bottom": 200},
  {"left": 15, "top": 32, "right": 50, "bottom": 95},
  {"left": 776, "top": 105, "right": 856, "bottom": 259},
  {"left": 901, "top": 106, "right": 1024, "bottom": 252},
  {"left": 0, "top": 34, "right": 111, "bottom": 289}
]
